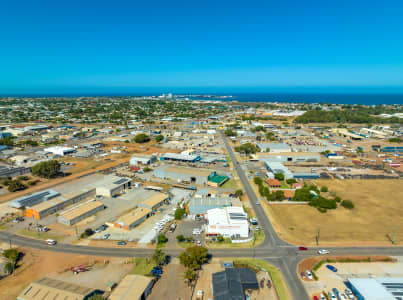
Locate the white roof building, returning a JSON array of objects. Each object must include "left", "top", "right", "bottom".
[
  {"left": 44, "top": 146, "right": 75, "bottom": 156},
  {"left": 206, "top": 207, "right": 249, "bottom": 238}
]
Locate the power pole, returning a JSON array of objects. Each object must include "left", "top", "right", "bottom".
[
  {"left": 392, "top": 226, "right": 398, "bottom": 245},
  {"left": 316, "top": 228, "right": 320, "bottom": 246}
]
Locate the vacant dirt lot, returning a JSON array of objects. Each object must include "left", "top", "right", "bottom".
[
  {"left": 148, "top": 259, "right": 192, "bottom": 300},
  {"left": 0, "top": 246, "right": 121, "bottom": 300},
  {"left": 265, "top": 179, "right": 403, "bottom": 246}
]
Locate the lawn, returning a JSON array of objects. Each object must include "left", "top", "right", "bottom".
[
  {"left": 280, "top": 181, "right": 289, "bottom": 189},
  {"left": 130, "top": 258, "right": 156, "bottom": 276},
  {"left": 233, "top": 258, "right": 291, "bottom": 300},
  {"left": 177, "top": 241, "right": 195, "bottom": 248},
  {"left": 264, "top": 179, "right": 403, "bottom": 246},
  {"left": 17, "top": 229, "right": 64, "bottom": 242},
  {"left": 206, "top": 230, "right": 264, "bottom": 248},
  {"left": 0, "top": 223, "right": 9, "bottom": 230},
  {"left": 221, "top": 179, "right": 238, "bottom": 189}
]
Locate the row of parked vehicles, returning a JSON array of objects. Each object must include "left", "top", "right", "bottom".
[
  {"left": 314, "top": 288, "right": 355, "bottom": 300},
  {"left": 154, "top": 213, "right": 175, "bottom": 232}
]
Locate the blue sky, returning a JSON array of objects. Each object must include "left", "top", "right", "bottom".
[{"left": 0, "top": 0, "right": 403, "bottom": 94}]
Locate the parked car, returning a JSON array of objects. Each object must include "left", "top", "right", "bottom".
[
  {"left": 345, "top": 289, "right": 354, "bottom": 299},
  {"left": 46, "top": 239, "right": 56, "bottom": 245},
  {"left": 326, "top": 264, "right": 338, "bottom": 272},
  {"left": 318, "top": 249, "right": 330, "bottom": 255},
  {"left": 299, "top": 246, "right": 308, "bottom": 251},
  {"left": 117, "top": 241, "right": 126, "bottom": 246},
  {"left": 42, "top": 226, "right": 50, "bottom": 232},
  {"left": 305, "top": 270, "right": 313, "bottom": 280},
  {"left": 328, "top": 292, "right": 337, "bottom": 300},
  {"left": 332, "top": 288, "right": 339, "bottom": 296},
  {"left": 300, "top": 271, "right": 306, "bottom": 279},
  {"left": 313, "top": 296, "right": 319, "bottom": 300},
  {"left": 319, "top": 294, "right": 326, "bottom": 300},
  {"left": 103, "top": 233, "right": 110, "bottom": 239},
  {"left": 340, "top": 294, "right": 348, "bottom": 300}
]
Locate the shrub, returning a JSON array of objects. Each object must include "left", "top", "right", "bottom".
[
  {"left": 27, "top": 180, "right": 36, "bottom": 186},
  {"left": 286, "top": 178, "right": 296, "bottom": 185},
  {"left": 334, "top": 196, "right": 341, "bottom": 203},
  {"left": 17, "top": 175, "right": 30, "bottom": 181},
  {"left": 133, "top": 133, "right": 150, "bottom": 143},
  {"left": 8, "top": 180, "right": 27, "bottom": 192},
  {"left": 157, "top": 234, "right": 168, "bottom": 244},
  {"left": 341, "top": 200, "right": 354, "bottom": 209},
  {"left": 320, "top": 186, "right": 328, "bottom": 192},
  {"left": 155, "top": 134, "right": 164, "bottom": 142},
  {"left": 274, "top": 172, "right": 284, "bottom": 181},
  {"left": 176, "top": 234, "right": 184, "bottom": 242},
  {"left": 254, "top": 177, "right": 263, "bottom": 186},
  {"left": 217, "top": 235, "right": 224, "bottom": 242},
  {"left": 235, "top": 189, "right": 243, "bottom": 197},
  {"left": 174, "top": 208, "right": 186, "bottom": 220}
]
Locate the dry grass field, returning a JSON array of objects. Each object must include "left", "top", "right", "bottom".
[{"left": 264, "top": 179, "right": 403, "bottom": 246}]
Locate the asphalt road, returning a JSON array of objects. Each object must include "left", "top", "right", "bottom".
[{"left": 1, "top": 131, "right": 403, "bottom": 300}]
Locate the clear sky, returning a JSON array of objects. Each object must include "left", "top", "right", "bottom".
[{"left": 1, "top": 0, "right": 403, "bottom": 94}]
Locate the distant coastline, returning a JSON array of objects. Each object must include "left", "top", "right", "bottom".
[{"left": 0, "top": 92, "right": 402, "bottom": 105}]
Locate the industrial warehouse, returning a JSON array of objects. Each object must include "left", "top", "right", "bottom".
[
  {"left": 95, "top": 175, "right": 133, "bottom": 197},
  {"left": 153, "top": 165, "right": 229, "bottom": 186},
  {"left": 57, "top": 200, "right": 105, "bottom": 226}
]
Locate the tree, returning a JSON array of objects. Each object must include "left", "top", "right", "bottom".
[
  {"left": 341, "top": 200, "right": 354, "bottom": 209},
  {"left": 274, "top": 172, "right": 284, "bottom": 181},
  {"left": 3, "top": 249, "right": 19, "bottom": 263},
  {"left": 254, "top": 177, "right": 263, "bottom": 186},
  {"left": 31, "top": 160, "right": 61, "bottom": 178},
  {"left": 176, "top": 234, "right": 185, "bottom": 242},
  {"left": 265, "top": 132, "right": 276, "bottom": 141},
  {"left": 179, "top": 246, "right": 208, "bottom": 270},
  {"left": 234, "top": 143, "right": 259, "bottom": 155},
  {"left": 184, "top": 268, "right": 197, "bottom": 282},
  {"left": 7, "top": 180, "right": 27, "bottom": 192},
  {"left": 157, "top": 234, "right": 168, "bottom": 245},
  {"left": 235, "top": 189, "right": 243, "bottom": 197},
  {"left": 4, "top": 262, "right": 14, "bottom": 275},
  {"left": 134, "top": 133, "right": 150, "bottom": 143},
  {"left": 174, "top": 208, "right": 186, "bottom": 220},
  {"left": 81, "top": 228, "right": 94, "bottom": 238},
  {"left": 155, "top": 134, "right": 164, "bottom": 142},
  {"left": 87, "top": 295, "right": 105, "bottom": 300},
  {"left": 217, "top": 235, "right": 224, "bottom": 242},
  {"left": 152, "top": 249, "right": 167, "bottom": 265},
  {"left": 286, "top": 178, "right": 297, "bottom": 185},
  {"left": 224, "top": 129, "right": 237, "bottom": 137}
]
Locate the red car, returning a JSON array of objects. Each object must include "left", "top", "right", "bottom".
[
  {"left": 299, "top": 246, "right": 308, "bottom": 251},
  {"left": 313, "top": 296, "right": 319, "bottom": 300}
]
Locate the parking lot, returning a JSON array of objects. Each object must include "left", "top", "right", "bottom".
[
  {"left": 165, "top": 218, "right": 207, "bottom": 247},
  {"left": 303, "top": 257, "right": 403, "bottom": 299}
]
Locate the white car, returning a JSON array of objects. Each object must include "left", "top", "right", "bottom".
[
  {"left": 305, "top": 270, "right": 313, "bottom": 280},
  {"left": 328, "top": 292, "right": 337, "bottom": 300},
  {"left": 318, "top": 249, "right": 330, "bottom": 255},
  {"left": 340, "top": 294, "right": 348, "bottom": 300},
  {"left": 319, "top": 294, "right": 326, "bottom": 300},
  {"left": 46, "top": 239, "right": 56, "bottom": 245}
]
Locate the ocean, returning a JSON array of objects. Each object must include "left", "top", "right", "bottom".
[{"left": 187, "top": 93, "right": 403, "bottom": 105}]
